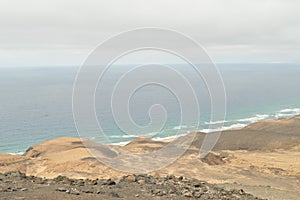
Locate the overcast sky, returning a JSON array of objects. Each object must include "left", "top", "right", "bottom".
[{"left": 0, "top": 0, "right": 299, "bottom": 67}]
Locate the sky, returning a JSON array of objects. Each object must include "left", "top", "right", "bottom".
[{"left": 0, "top": 0, "right": 299, "bottom": 67}]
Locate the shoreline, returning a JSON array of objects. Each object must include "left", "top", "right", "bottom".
[
  {"left": 5, "top": 110, "right": 300, "bottom": 154},
  {"left": 112, "top": 111, "right": 300, "bottom": 146},
  {"left": 0, "top": 115, "right": 300, "bottom": 199}
]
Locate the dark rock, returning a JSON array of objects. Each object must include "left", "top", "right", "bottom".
[
  {"left": 106, "top": 179, "right": 116, "bottom": 186},
  {"left": 201, "top": 152, "right": 225, "bottom": 165},
  {"left": 81, "top": 189, "right": 94, "bottom": 194},
  {"left": 166, "top": 175, "right": 175, "bottom": 180},
  {"left": 193, "top": 181, "right": 206, "bottom": 187},
  {"left": 55, "top": 187, "right": 68, "bottom": 192},
  {"left": 5, "top": 187, "right": 17, "bottom": 192},
  {"left": 97, "top": 189, "right": 105, "bottom": 194},
  {"left": 91, "top": 180, "right": 98, "bottom": 185},
  {"left": 239, "top": 189, "right": 245, "bottom": 195}
]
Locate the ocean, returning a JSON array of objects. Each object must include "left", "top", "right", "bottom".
[{"left": 1, "top": 63, "right": 300, "bottom": 154}]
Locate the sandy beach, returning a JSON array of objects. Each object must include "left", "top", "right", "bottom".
[{"left": 0, "top": 115, "right": 299, "bottom": 199}]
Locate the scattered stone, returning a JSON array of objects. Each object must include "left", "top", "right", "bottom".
[
  {"left": 81, "top": 189, "right": 94, "bottom": 194},
  {"left": 77, "top": 181, "right": 85, "bottom": 186},
  {"left": 4, "top": 171, "right": 26, "bottom": 180},
  {"left": 0, "top": 172, "right": 265, "bottom": 200},
  {"left": 55, "top": 187, "right": 68, "bottom": 192},
  {"left": 194, "top": 191, "right": 202, "bottom": 198},
  {"left": 7, "top": 187, "right": 17, "bottom": 192},
  {"left": 166, "top": 175, "right": 175, "bottom": 180},
  {"left": 97, "top": 189, "right": 105, "bottom": 194},
  {"left": 152, "top": 189, "right": 161, "bottom": 195},
  {"left": 137, "top": 179, "right": 145, "bottom": 184},
  {"left": 91, "top": 180, "right": 98, "bottom": 185},
  {"left": 70, "top": 190, "right": 80, "bottom": 195},
  {"left": 239, "top": 189, "right": 245, "bottom": 195},
  {"left": 182, "top": 189, "right": 192, "bottom": 197},
  {"left": 106, "top": 179, "right": 116, "bottom": 186},
  {"left": 126, "top": 175, "right": 136, "bottom": 182},
  {"left": 168, "top": 189, "right": 175, "bottom": 194}
]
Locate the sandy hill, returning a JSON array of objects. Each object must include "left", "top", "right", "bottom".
[{"left": 0, "top": 116, "right": 299, "bottom": 199}]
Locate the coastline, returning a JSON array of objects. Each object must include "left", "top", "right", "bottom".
[
  {"left": 0, "top": 115, "right": 300, "bottom": 199},
  {"left": 112, "top": 109, "right": 300, "bottom": 146},
  {"left": 3, "top": 107, "right": 300, "bottom": 155},
  {"left": 108, "top": 107, "right": 300, "bottom": 147}
]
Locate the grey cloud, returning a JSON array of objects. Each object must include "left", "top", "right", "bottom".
[{"left": 0, "top": 0, "right": 299, "bottom": 66}]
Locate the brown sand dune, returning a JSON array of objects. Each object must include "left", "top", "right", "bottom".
[{"left": 0, "top": 115, "right": 300, "bottom": 199}]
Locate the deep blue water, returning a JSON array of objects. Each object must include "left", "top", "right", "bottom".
[{"left": 0, "top": 63, "right": 300, "bottom": 154}]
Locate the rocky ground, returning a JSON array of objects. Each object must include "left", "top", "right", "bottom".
[{"left": 0, "top": 171, "right": 264, "bottom": 200}]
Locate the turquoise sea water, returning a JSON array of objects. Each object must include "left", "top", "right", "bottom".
[{"left": 0, "top": 63, "right": 300, "bottom": 154}]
